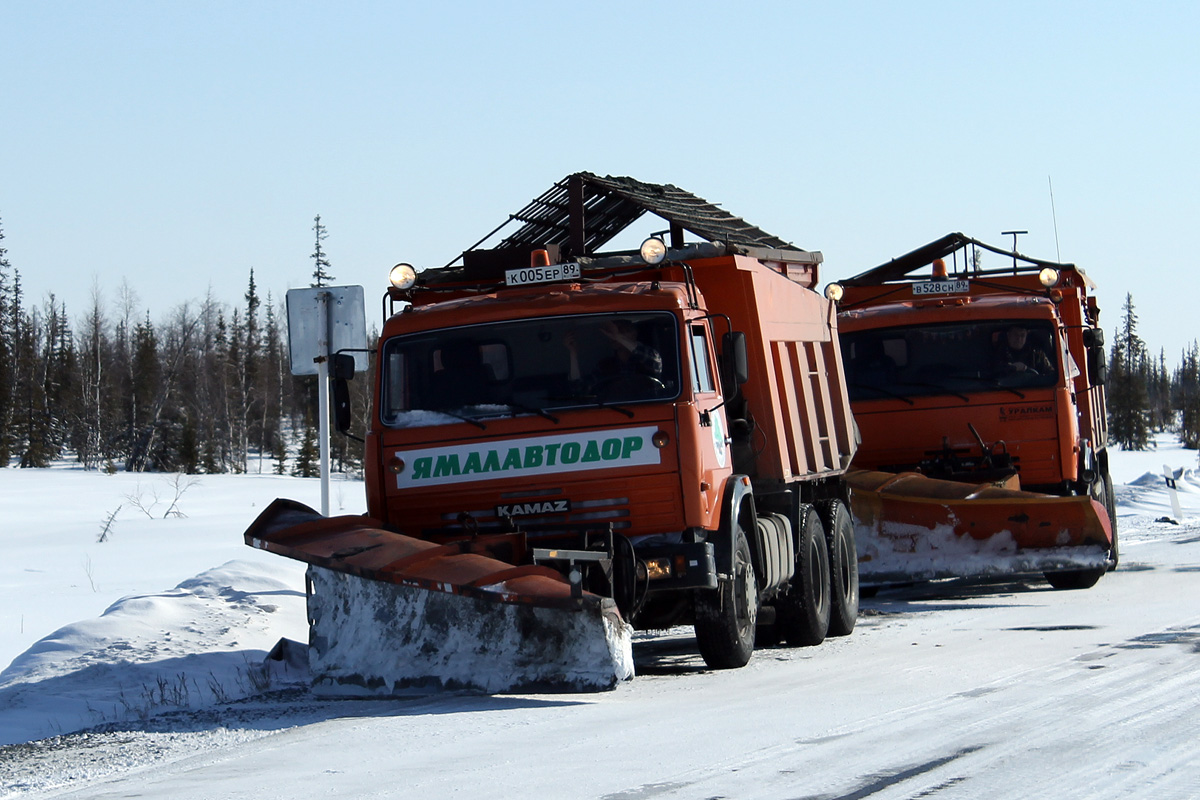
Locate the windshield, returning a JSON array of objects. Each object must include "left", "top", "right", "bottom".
[
  {"left": 381, "top": 312, "right": 681, "bottom": 426},
  {"left": 841, "top": 319, "right": 1059, "bottom": 402}
]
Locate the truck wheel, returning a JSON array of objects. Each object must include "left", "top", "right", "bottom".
[
  {"left": 778, "top": 505, "right": 830, "bottom": 647},
  {"left": 1044, "top": 568, "right": 1104, "bottom": 590},
  {"left": 694, "top": 523, "right": 758, "bottom": 669},
  {"left": 1104, "top": 469, "right": 1119, "bottom": 570},
  {"left": 818, "top": 499, "right": 859, "bottom": 637}
]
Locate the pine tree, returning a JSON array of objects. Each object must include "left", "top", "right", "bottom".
[
  {"left": 261, "top": 293, "right": 285, "bottom": 473},
  {"left": 14, "top": 291, "right": 52, "bottom": 467},
  {"left": 243, "top": 269, "right": 263, "bottom": 470},
  {"left": 195, "top": 292, "right": 224, "bottom": 473},
  {"left": 272, "top": 429, "right": 288, "bottom": 475},
  {"left": 179, "top": 413, "right": 200, "bottom": 474},
  {"left": 1108, "top": 293, "right": 1151, "bottom": 450},
  {"left": 1177, "top": 342, "right": 1200, "bottom": 448},
  {"left": 40, "top": 296, "right": 76, "bottom": 462},
  {"left": 73, "top": 285, "right": 111, "bottom": 469},
  {"left": 292, "top": 412, "right": 319, "bottom": 478},
  {"left": 310, "top": 214, "right": 334, "bottom": 287},
  {"left": 1148, "top": 348, "right": 1171, "bottom": 432},
  {"left": 125, "top": 312, "right": 161, "bottom": 470},
  {"left": 0, "top": 218, "right": 13, "bottom": 466},
  {"left": 227, "top": 307, "right": 247, "bottom": 472},
  {"left": 211, "top": 309, "right": 231, "bottom": 471}
]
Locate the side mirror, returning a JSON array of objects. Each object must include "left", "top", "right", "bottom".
[
  {"left": 720, "top": 331, "right": 749, "bottom": 398},
  {"left": 332, "top": 378, "right": 352, "bottom": 433},
  {"left": 331, "top": 353, "right": 356, "bottom": 434},
  {"left": 1087, "top": 348, "right": 1108, "bottom": 387},
  {"left": 332, "top": 353, "right": 356, "bottom": 380},
  {"left": 1082, "top": 327, "right": 1105, "bottom": 349}
]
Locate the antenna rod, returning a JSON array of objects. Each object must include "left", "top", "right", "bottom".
[{"left": 1048, "top": 176, "right": 1062, "bottom": 262}]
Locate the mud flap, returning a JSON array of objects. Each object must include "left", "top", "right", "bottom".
[{"left": 306, "top": 566, "right": 633, "bottom": 695}]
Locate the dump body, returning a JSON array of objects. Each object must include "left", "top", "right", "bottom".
[{"left": 833, "top": 233, "right": 1115, "bottom": 587}]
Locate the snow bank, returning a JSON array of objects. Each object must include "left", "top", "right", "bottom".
[{"left": 0, "top": 560, "right": 308, "bottom": 746}]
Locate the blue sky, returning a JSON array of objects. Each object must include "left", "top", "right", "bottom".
[{"left": 3, "top": 1, "right": 1196, "bottom": 355}]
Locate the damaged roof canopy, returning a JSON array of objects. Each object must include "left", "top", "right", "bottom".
[{"left": 450, "top": 172, "right": 802, "bottom": 267}]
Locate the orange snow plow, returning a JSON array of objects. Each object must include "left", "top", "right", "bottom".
[
  {"left": 245, "top": 499, "right": 632, "bottom": 693},
  {"left": 847, "top": 469, "right": 1111, "bottom": 585},
  {"left": 829, "top": 233, "right": 1117, "bottom": 590}
]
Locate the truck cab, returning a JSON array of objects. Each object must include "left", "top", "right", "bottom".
[{"left": 828, "top": 233, "right": 1116, "bottom": 588}]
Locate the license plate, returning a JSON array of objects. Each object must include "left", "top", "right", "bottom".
[
  {"left": 505, "top": 262, "right": 582, "bottom": 286},
  {"left": 912, "top": 279, "right": 970, "bottom": 296}
]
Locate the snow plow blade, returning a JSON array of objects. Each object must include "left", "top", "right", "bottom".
[
  {"left": 244, "top": 498, "right": 633, "bottom": 694},
  {"left": 848, "top": 469, "right": 1114, "bottom": 583}
]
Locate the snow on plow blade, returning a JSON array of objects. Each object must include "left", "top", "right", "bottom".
[
  {"left": 244, "top": 499, "right": 633, "bottom": 694},
  {"left": 848, "top": 469, "right": 1113, "bottom": 583}
]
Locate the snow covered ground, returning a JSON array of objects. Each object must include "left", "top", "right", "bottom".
[{"left": 2, "top": 438, "right": 1200, "bottom": 798}]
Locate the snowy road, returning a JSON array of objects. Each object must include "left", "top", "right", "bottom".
[
  {"left": 4, "top": 450, "right": 1200, "bottom": 799},
  {"left": 5, "top": 511, "right": 1200, "bottom": 799}
]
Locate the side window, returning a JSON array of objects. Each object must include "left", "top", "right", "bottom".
[
  {"left": 385, "top": 351, "right": 408, "bottom": 418},
  {"left": 690, "top": 325, "right": 716, "bottom": 394}
]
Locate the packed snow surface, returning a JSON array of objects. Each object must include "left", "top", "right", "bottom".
[{"left": 2, "top": 437, "right": 1200, "bottom": 798}]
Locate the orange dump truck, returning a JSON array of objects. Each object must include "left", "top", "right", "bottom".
[
  {"left": 828, "top": 233, "right": 1116, "bottom": 590},
  {"left": 246, "top": 173, "right": 859, "bottom": 691}
]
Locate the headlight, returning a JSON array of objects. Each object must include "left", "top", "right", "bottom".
[
  {"left": 389, "top": 263, "right": 417, "bottom": 290},
  {"left": 825, "top": 283, "right": 845, "bottom": 302},
  {"left": 1038, "top": 267, "right": 1060, "bottom": 287},
  {"left": 640, "top": 237, "right": 668, "bottom": 265}
]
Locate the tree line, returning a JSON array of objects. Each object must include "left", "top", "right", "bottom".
[
  {"left": 0, "top": 212, "right": 1195, "bottom": 474},
  {"left": 0, "top": 214, "right": 371, "bottom": 475},
  {"left": 1106, "top": 292, "right": 1200, "bottom": 452}
]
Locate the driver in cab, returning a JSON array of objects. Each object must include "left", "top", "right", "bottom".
[
  {"left": 564, "top": 319, "right": 662, "bottom": 393},
  {"left": 995, "top": 325, "right": 1053, "bottom": 375}
]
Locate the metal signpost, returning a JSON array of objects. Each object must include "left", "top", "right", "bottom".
[{"left": 286, "top": 286, "right": 368, "bottom": 516}]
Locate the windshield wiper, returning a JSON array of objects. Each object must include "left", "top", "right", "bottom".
[
  {"left": 504, "top": 402, "right": 560, "bottom": 424},
  {"left": 981, "top": 380, "right": 1026, "bottom": 399},
  {"left": 431, "top": 408, "right": 488, "bottom": 429},
  {"left": 547, "top": 393, "right": 637, "bottom": 418},
  {"left": 592, "top": 400, "right": 636, "bottom": 418}
]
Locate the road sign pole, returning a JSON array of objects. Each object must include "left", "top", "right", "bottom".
[{"left": 317, "top": 290, "right": 331, "bottom": 516}]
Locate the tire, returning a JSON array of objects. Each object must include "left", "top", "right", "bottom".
[
  {"left": 694, "top": 522, "right": 758, "bottom": 669},
  {"left": 1045, "top": 467, "right": 1117, "bottom": 590},
  {"left": 818, "top": 499, "right": 859, "bottom": 637},
  {"left": 1103, "top": 469, "right": 1119, "bottom": 570},
  {"left": 778, "top": 505, "right": 830, "bottom": 647},
  {"left": 1044, "top": 567, "right": 1104, "bottom": 590}
]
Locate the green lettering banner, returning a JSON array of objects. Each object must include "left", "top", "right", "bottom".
[{"left": 394, "top": 426, "right": 662, "bottom": 488}]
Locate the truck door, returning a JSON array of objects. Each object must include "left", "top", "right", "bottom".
[{"left": 687, "top": 320, "right": 730, "bottom": 524}]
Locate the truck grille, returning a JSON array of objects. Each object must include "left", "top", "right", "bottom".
[{"left": 410, "top": 474, "right": 683, "bottom": 538}]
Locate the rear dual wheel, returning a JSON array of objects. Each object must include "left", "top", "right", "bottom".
[
  {"left": 778, "top": 506, "right": 830, "bottom": 646},
  {"left": 695, "top": 499, "right": 860, "bottom": 665},
  {"left": 818, "top": 499, "right": 859, "bottom": 637}
]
